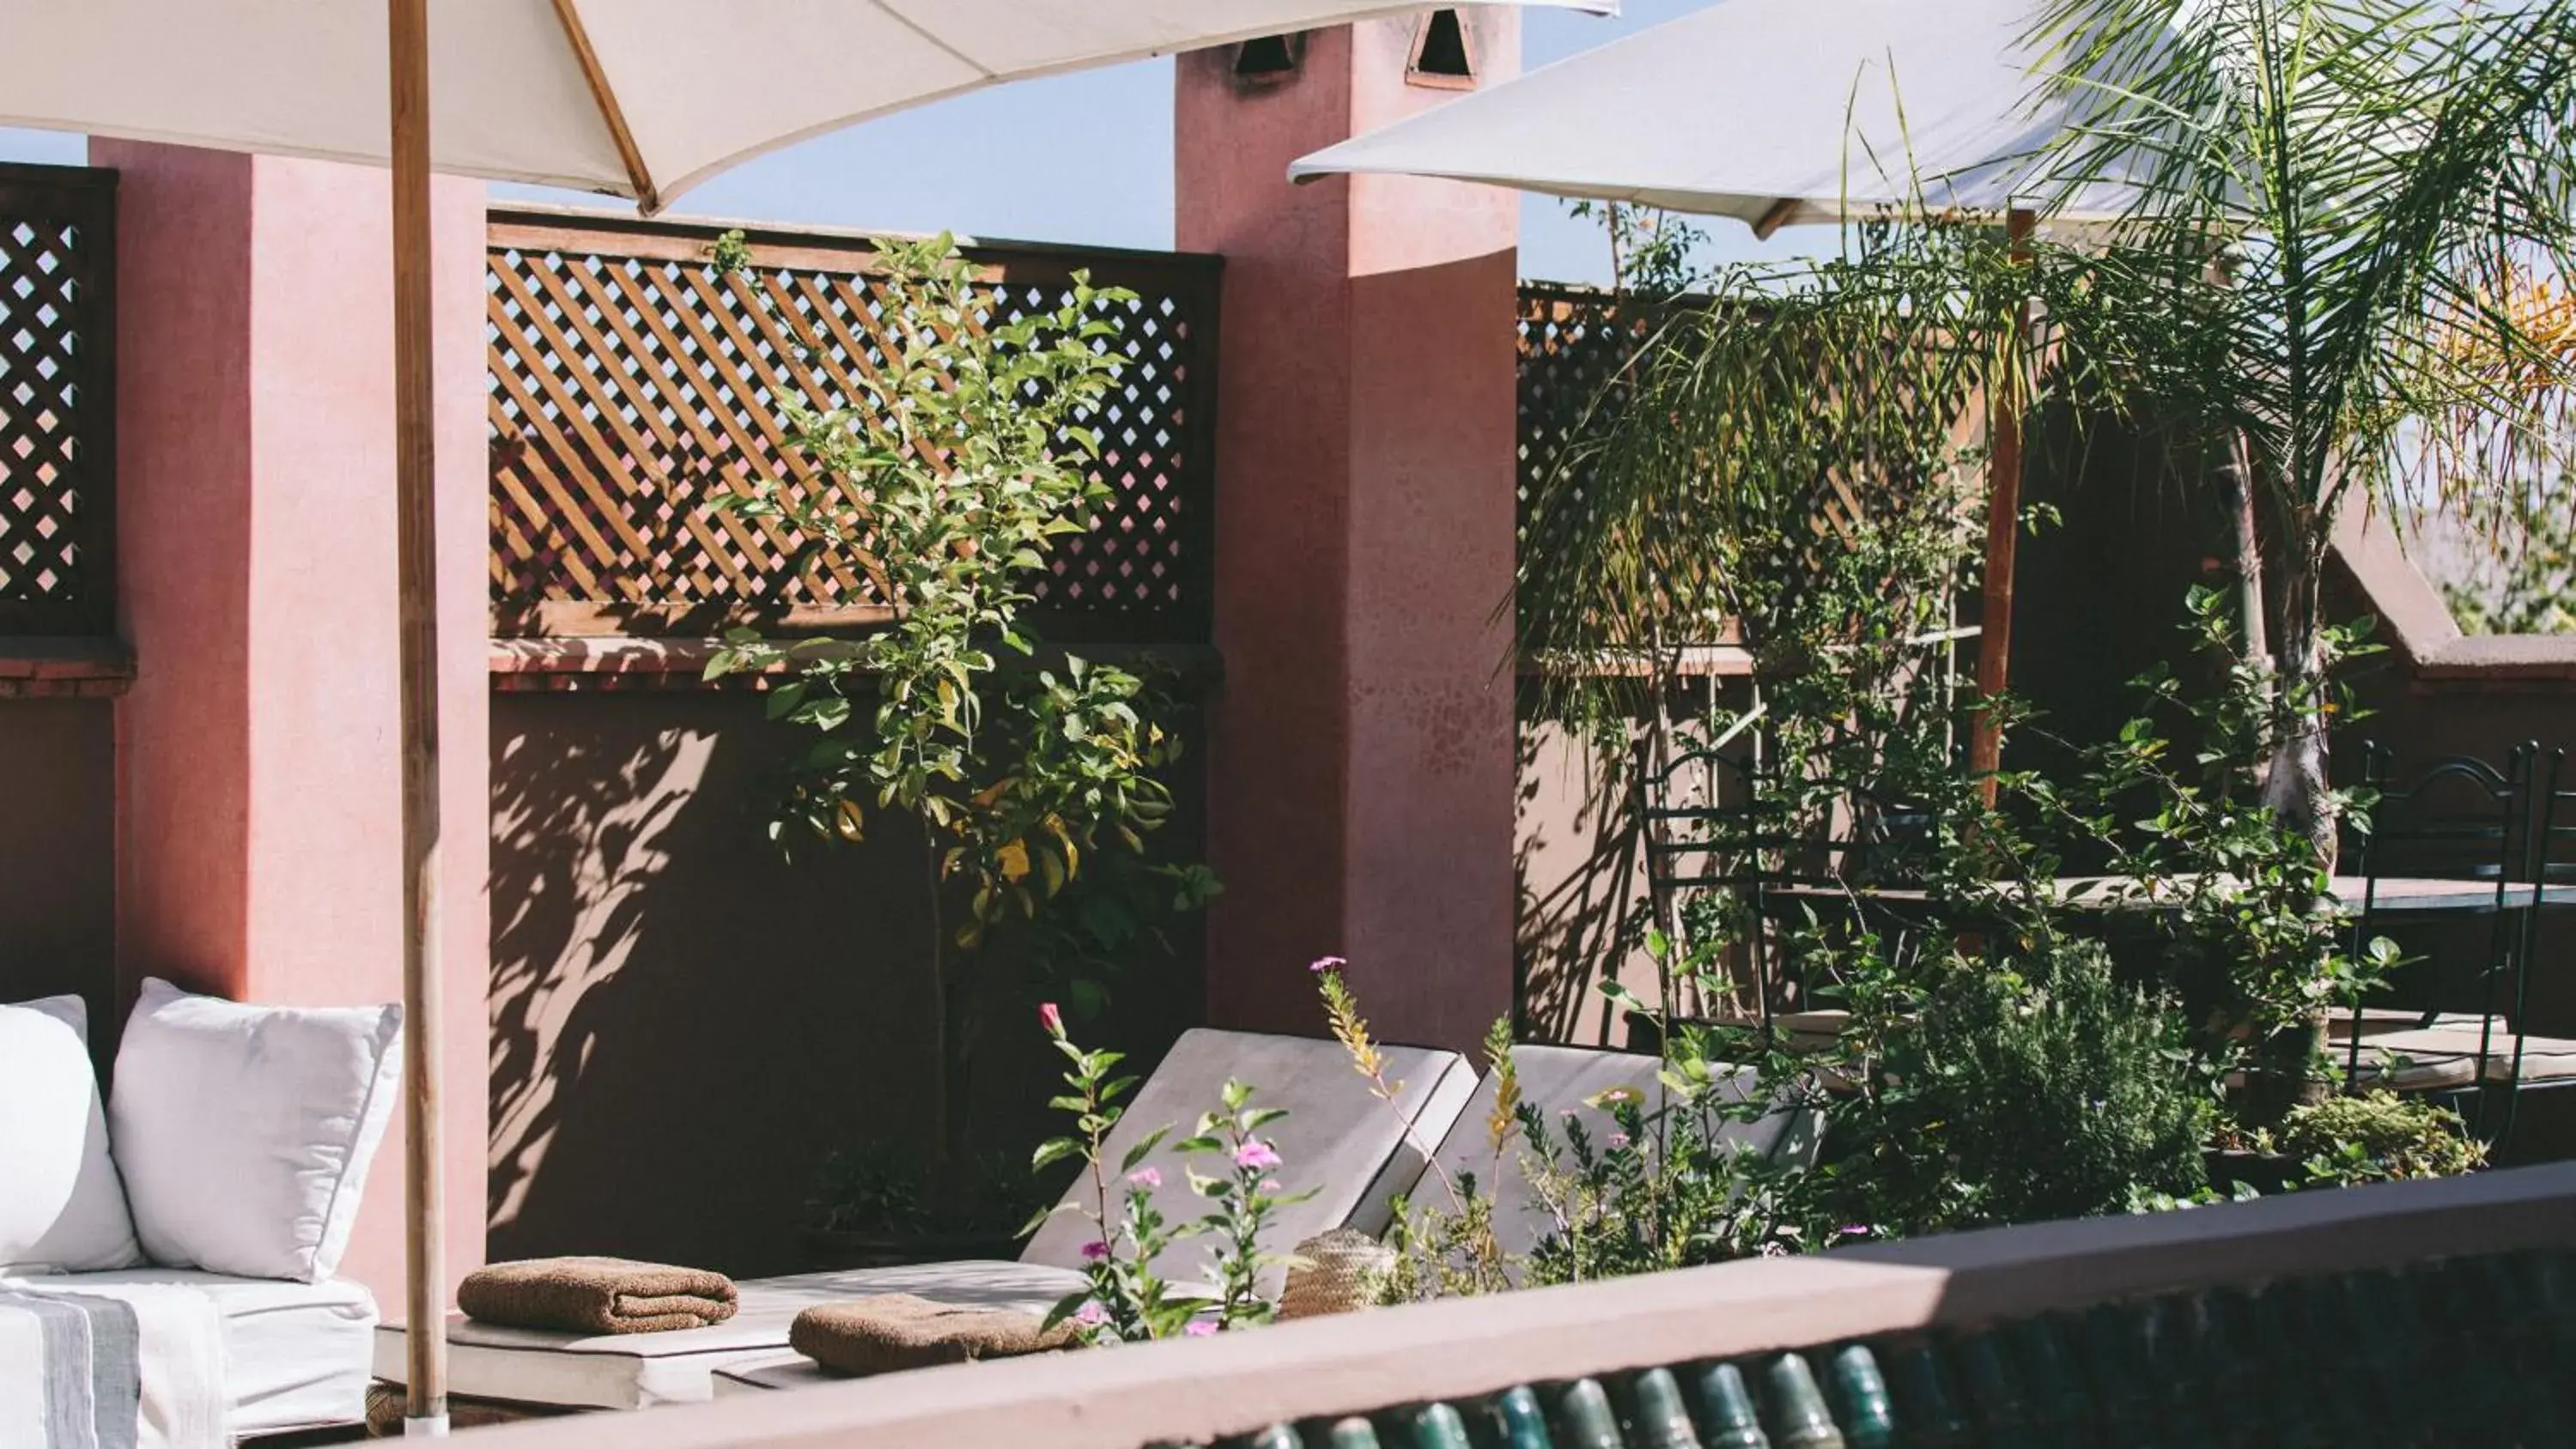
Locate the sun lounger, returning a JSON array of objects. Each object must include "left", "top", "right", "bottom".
[
  {"left": 1409, "top": 1043, "right": 1823, "bottom": 1266},
  {"left": 373, "top": 1028, "right": 1474, "bottom": 1411},
  {"left": 710, "top": 1043, "right": 1822, "bottom": 1397}
]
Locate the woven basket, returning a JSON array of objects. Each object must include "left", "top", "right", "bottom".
[
  {"left": 1277, "top": 1228, "right": 1393, "bottom": 1321},
  {"left": 364, "top": 1381, "right": 566, "bottom": 1436}
]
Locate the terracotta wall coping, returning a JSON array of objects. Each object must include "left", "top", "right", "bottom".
[
  {"left": 0, "top": 636, "right": 133, "bottom": 699},
  {"left": 2332, "top": 505, "right": 2576, "bottom": 685},
  {"left": 470, "top": 1161, "right": 2576, "bottom": 1449},
  {"left": 489, "top": 636, "right": 1224, "bottom": 693}
]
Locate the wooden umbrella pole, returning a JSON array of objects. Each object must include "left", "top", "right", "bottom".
[
  {"left": 388, "top": 0, "right": 448, "bottom": 1434},
  {"left": 1969, "top": 207, "right": 2037, "bottom": 807}
]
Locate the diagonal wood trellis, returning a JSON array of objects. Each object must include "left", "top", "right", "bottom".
[
  {"left": 1516, "top": 282, "right": 1660, "bottom": 554},
  {"left": 0, "top": 164, "right": 116, "bottom": 639},
  {"left": 1515, "top": 282, "right": 1951, "bottom": 585},
  {"left": 488, "top": 211, "right": 1221, "bottom": 643}
]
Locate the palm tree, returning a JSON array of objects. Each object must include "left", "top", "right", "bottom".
[{"left": 2031, "top": 0, "right": 2576, "bottom": 864}]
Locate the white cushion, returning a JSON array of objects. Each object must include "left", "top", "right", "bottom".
[
  {"left": 109, "top": 979, "right": 402, "bottom": 1282},
  {"left": 25, "top": 1267, "right": 379, "bottom": 1436},
  {"left": 0, "top": 996, "right": 143, "bottom": 1272}
]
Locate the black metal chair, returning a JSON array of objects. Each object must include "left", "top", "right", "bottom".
[
  {"left": 2341, "top": 742, "right": 2537, "bottom": 1142},
  {"left": 1636, "top": 741, "right": 1938, "bottom": 1046},
  {"left": 2499, "top": 747, "right": 2576, "bottom": 1148}
]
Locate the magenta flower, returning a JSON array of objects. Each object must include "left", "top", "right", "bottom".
[
  {"left": 1038, "top": 1002, "right": 1064, "bottom": 1036},
  {"left": 1071, "top": 1302, "right": 1108, "bottom": 1328},
  {"left": 1127, "top": 1167, "right": 1163, "bottom": 1190},
  {"left": 1183, "top": 1320, "right": 1218, "bottom": 1337},
  {"left": 1309, "top": 955, "right": 1348, "bottom": 975},
  {"left": 1080, "top": 1240, "right": 1109, "bottom": 1262},
  {"left": 1234, "top": 1140, "right": 1283, "bottom": 1171},
  {"left": 1607, "top": 1131, "right": 1631, "bottom": 1150}
]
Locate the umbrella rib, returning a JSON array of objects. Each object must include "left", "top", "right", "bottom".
[
  {"left": 545, "top": 0, "right": 663, "bottom": 213},
  {"left": 866, "top": 1, "right": 999, "bottom": 80}
]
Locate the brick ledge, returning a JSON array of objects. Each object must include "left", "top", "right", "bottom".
[
  {"left": 0, "top": 636, "right": 133, "bottom": 699},
  {"left": 489, "top": 636, "right": 1222, "bottom": 692}
]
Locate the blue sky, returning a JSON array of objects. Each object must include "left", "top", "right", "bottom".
[{"left": 0, "top": 1, "right": 1816, "bottom": 284}]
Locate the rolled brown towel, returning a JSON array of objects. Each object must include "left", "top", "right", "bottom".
[
  {"left": 457, "top": 1257, "right": 738, "bottom": 1335},
  {"left": 790, "top": 1294, "right": 1079, "bottom": 1376}
]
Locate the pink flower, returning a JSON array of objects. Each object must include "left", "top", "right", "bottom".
[
  {"left": 1607, "top": 1131, "right": 1631, "bottom": 1150},
  {"left": 1071, "top": 1302, "right": 1108, "bottom": 1328},
  {"left": 1038, "top": 1002, "right": 1064, "bottom": 1036},
  {"left": 1234, "top": 1140, "right": 1283, "bottom": 1171},
  {"left": 1309, "top": 955, "right": 1347, "bottom": 975},
  {"left": 1127, "top": 1167, "right": 1163, "bottom": 1190},
  {"left": 1183, "top": 1321, "right": 1218, "bottom": 1337},
  {"left": 1080, "top": 1240, "right": 1109, "bottom": 1262},
  {"left": 1261, "top": 1179, "right": 1282, "bottom": 1193}
]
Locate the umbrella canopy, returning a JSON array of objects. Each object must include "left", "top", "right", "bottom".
[
  {"left": 1290, "top": 0, "right": 2143, "bottom": 232},
  {"left": 6, "top": 0, "right": 1613, "bottom": 215}
]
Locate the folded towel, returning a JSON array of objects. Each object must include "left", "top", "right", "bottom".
[
  {"left": 790, "top": 1294, "right": 1078, "bottom": 1376},
  {"left": 457, "top": 1257, "right": 738, "bottom": 1335}
]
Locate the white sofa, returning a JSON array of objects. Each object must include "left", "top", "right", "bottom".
[{"left": 2, "top": 985, "right": 398, "bottom": 1445}]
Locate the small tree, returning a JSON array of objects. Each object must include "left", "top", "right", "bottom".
[
  {"left": 709, "top": 234, "right": 1214, "bottom": 1210},
  {"left": 2032, "top": 0, "right": 2576, "bottom": 864}
]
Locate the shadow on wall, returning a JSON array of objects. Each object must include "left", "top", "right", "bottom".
[
  {"left": 0, "top": 700, "right": 118, "bottom": 1048},
  {"left": 487, "top": 691, "right": 938, "bottom": 1278},
  {"left": 486, "top": 688, "right": 1212, "bottom": 1276},
  {"left": 1514, "top": 712, "right": 1652, "bottom": 1048}
]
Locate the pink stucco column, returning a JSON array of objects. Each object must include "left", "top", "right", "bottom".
[
  {"left": 1177, "top": 18, "right": 1522, "bottom": 1052},
  {"left": 97, "top": 140, "right": 489, "bottom": 1306}
]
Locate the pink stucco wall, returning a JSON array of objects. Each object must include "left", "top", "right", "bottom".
[
  {"left": 1179, "top": 17, "right": 1521, "bottom": 1052},
  {"left": 99, "top": 139, "right": 489, "bottom": 1305}
]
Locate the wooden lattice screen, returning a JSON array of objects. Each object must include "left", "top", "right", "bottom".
[
  {"left": 489, "top": 211, "right": 1221, "bottom": 642},
  {"left": 1516, "top": 282, "right": 1657, "bottom": 537},
  {"left": 0, "top": 164, "right": 116, "bottom": 638}
]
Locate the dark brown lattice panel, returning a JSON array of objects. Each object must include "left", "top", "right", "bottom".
[
  {"left": 1516, "top": 284, "right": 1658, "bottom": 537},
  {"left": 487, "top": 214, "right": 1218, "bottom": 643},
  {"left": 0, "top": 167, "right": 116, "bottom": 637},
  {"left": 1517, "top": 282, "right": 1899, "bottom": 558}
]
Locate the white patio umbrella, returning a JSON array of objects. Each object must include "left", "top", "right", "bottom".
[
  {"left": 1292, "top": 0, "right": 2151, "bottom": 788},
  {"left": 1, "top": 0, "right": 1610, "bottom": 1433}
]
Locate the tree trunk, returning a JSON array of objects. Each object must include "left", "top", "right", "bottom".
[
  {"left": 2259, "top": 560, "right": 2340, "bottom": 874},
  {"left": 924, "top": 844, "right": 957, "bottom": 1210},
  {"left": 2248, "top": 543, "right": 2337, "bottom": 1120},
  {"left": 2218, "top": 435, "right": 2270, "bottom": 711}
]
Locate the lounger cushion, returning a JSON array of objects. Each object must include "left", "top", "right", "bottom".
[
  {"left": 45, "top": 1267, "right": 380, "bottom": 1436},
  {"left": 2347, "top": 1029, "right": 2484, "bottom": 1092},
  {"left": 2352, "top": 1025, "right": 2576, "bottom": 1085},
  {"left": 1417, "top": 1045, "right": 1819, "bottom": 1264},
  {"left": 374, "top": 1263, "right": 1087, "bottom": 1410},
  {"left": 111, "top": 979, "right": 402, "bottom": 1282},
  {"left": 1019, "top": 1028, "right": 1476, "bottom": 1284},
  {"left": 0, "top": 995, "right": 143, "bottom": 1273}
]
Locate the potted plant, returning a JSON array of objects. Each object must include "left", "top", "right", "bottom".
[{"left": 708, "top": 233, "right": 1218, "bottom": 1264}]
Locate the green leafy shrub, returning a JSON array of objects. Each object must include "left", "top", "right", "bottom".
[
  {"left": 2275, "top": 1091, "right": 2487, "bottom": 1186},
  {"left": 1884, "top": 943, "right": 2211, "bottom": 1227}
]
